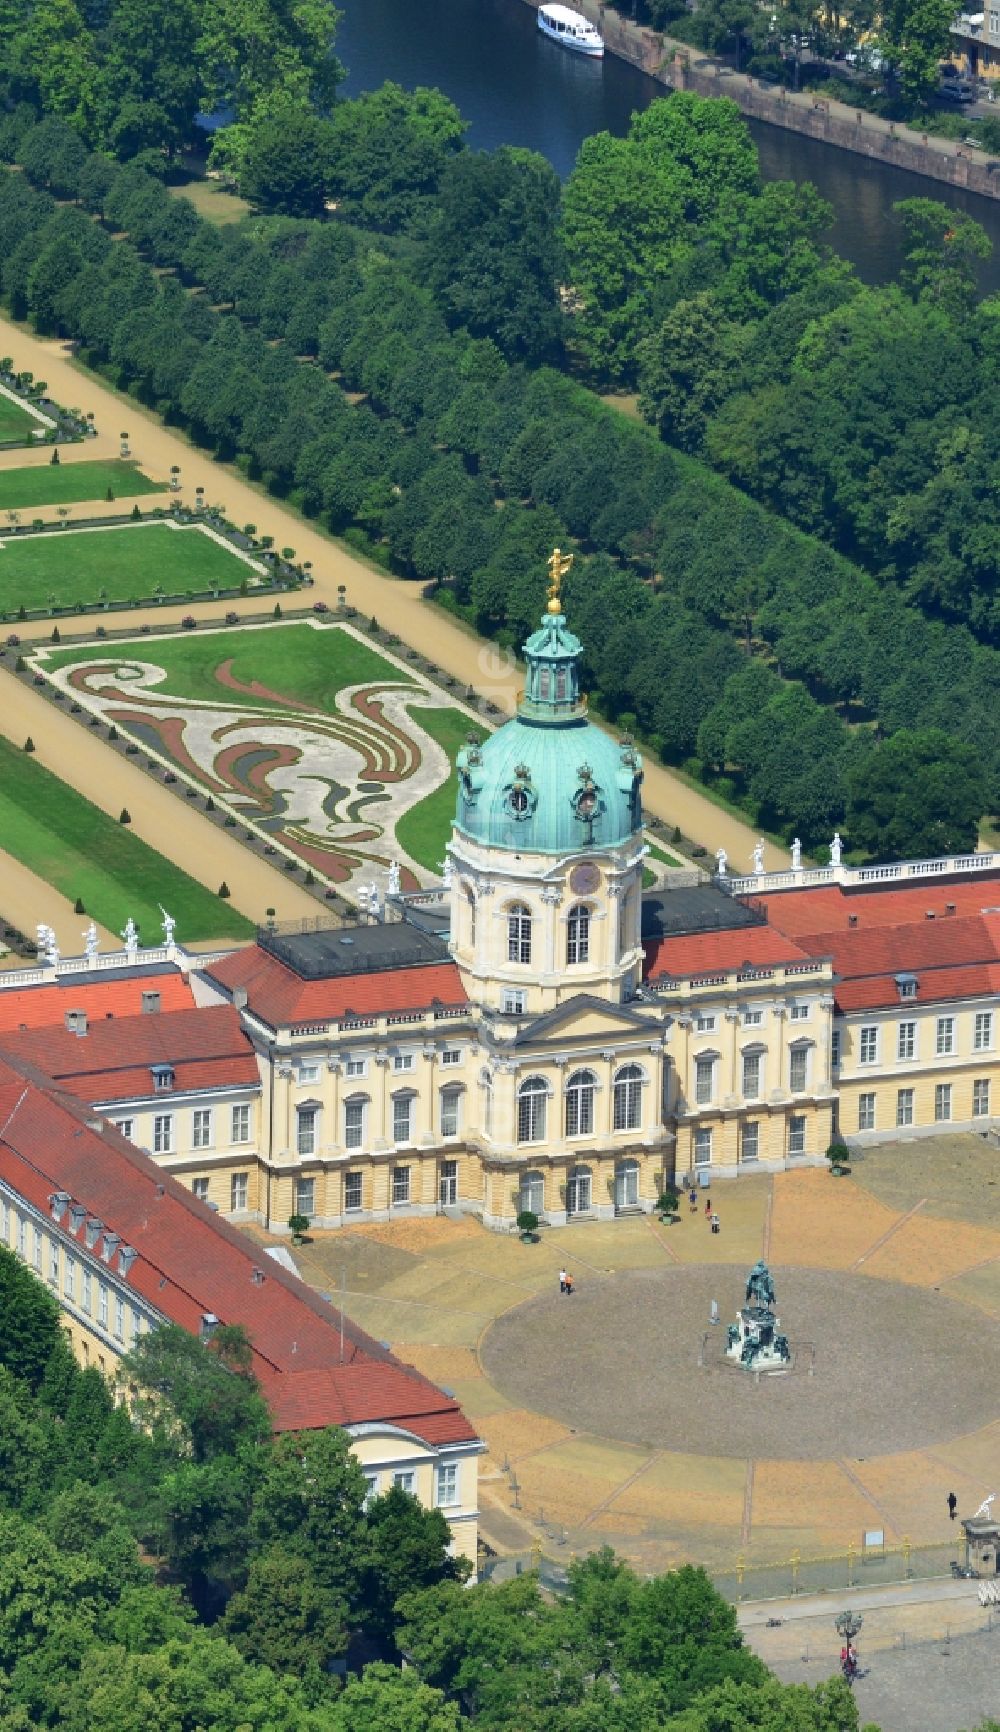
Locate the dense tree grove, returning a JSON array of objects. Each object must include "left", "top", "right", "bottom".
[{"left": 0, "top": 1239, "right": 902, "bottom": 1731}]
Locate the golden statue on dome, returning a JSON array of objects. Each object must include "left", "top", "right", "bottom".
[{"left": 546, "top": 546, "right": 574, "bottom": 614}]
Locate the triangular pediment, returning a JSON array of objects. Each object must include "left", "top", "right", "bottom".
[{"left": 512, "top": 994, "right": 661, "bottom": 1048}]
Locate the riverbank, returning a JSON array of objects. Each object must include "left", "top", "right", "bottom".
[{"left": 517, "top": 0, "right": 1000, "bottom": 200}]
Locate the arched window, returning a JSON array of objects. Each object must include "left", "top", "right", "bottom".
[
  {"left": 519, "top": 1170, "right": 544, "bottom": 1215},
  {"left": 517, "top": 1075, "right": 547, "bottom": 1144},
  {"left": 482, "top": 1069, "right": 494, "bottom": 1138},
  {"left": 556, "top": 668, "right": 567, "bottom": 700},
  {"left": 613, "top": 1064, "right": 643, "bottom": 1132},
  {"left": 466, "top": 887, "right": 477, "bottom": 949},
  {"left": 567, "top": 903, "right": 590, "bottom": 966},
  {"left": 565, "top": 1068, "right": 596, "bottom": 1138},
  {"left": 508, "top": 902, "right": 532, "bottom": 965},
  {"left": 539, "top": 668, "right": 551, "bottom": 699},
  {"left": 566, "top": 1164, "right": 592, "bottom": 1215}
]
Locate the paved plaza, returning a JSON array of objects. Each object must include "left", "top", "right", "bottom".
[{"left": 270, "top": 1137, "right": 1000, "bottom": 1578}]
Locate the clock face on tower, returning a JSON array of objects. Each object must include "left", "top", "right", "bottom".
[{"left": 569, "top": 861, "right": 601, "bottom": 896}]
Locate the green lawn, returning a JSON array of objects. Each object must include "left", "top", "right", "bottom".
[
  {"left": 0, "top": 735, "right": 253, "bottom": 942},
  {"left": 0, "top": 461, "right": 161, "bottom": 511},
  {"left": 45, "top": 622, "right": 416, "bottom": 711},
  {"left": 645, "top": 837, "right": 682, "bottom": 870},
  {"left": 0, "top": 395, "right": 47, "bottom": 442},
  {"left": 0, "top": 521, "right": 262, "bottom": 611},
  {"left": 396, "top": 708, "right": 487, "bottom": 871}
]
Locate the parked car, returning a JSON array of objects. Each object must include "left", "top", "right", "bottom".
[{"left": 938, "top": 78, "right": 976, "bottom": 101}]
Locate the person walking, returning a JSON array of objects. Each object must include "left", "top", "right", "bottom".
[
  {"left": 948, "top": 1491, "right": 958, "bottom": 1520},
  {"left": 564, "top": 1272, "right": 574, "bottom": 1295},
  {"left": 704, "top": 1196, "right": 712, "bottom": 1219},
  {"left": 689, "top": 1188, "right": 698, "bottom": 1213},
  {"left": 711, "top": 1211, "right": 721, "bottom": 1235},
  {"left": 559, "top": 1268, "right": 567, "bottom": 1295}
]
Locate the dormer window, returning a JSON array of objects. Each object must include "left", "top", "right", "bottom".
[
  {"left": 896, "top": 974, "right": 918, "bottom": 1001},
  {"left": 152, "top": 1064, "right": 175, "bottom": 1092}
]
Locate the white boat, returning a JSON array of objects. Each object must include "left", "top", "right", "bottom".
[{"left": 537, "top": 3, "right": 605, "bottom": 56}]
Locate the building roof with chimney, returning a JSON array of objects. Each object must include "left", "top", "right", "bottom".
[
  {"left": 0, "top": 1050, "right": 477, "bottom": 1448},
  {"left": 0, "top": 1004, "right": 258, "bottom": 1105},
  {"left": 0, "top": 966, "right": 196, "bottom": 1033},
  {"left": 204, "top": 942, "right": 468, "bottom": 1029}
]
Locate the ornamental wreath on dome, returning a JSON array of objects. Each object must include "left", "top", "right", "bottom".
[
  {"left": 572, "top": 764, "right": 605, "bottom": 841},
  {"left": 504, "top": 763, "right": 538, "bottom": 820}
]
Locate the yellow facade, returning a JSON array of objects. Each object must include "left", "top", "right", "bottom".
[{"left": 834, "top": 997, "right": 997, "bottom": 1142}]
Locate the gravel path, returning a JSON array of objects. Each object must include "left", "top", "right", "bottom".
[
  {"left": 0, "top": 318, "right": 786, "bottom": 872},
  {"left": 481, "top": 1265, "right": 1000, "bottom": 1458}
]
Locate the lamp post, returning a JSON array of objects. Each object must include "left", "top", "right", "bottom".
[{"left": 835, "top": 1609, "right": 863, "bottom": 1680}]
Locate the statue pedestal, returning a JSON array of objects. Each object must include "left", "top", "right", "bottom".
[{"left": 726, "top": 1304, "right": 791, "bottom": 1373}]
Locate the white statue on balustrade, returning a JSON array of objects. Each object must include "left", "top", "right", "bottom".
[
  {"left": 387, "top": 860, "right": 401, "bottom": 898},
  {"left": 83, "top": 921, "right": 99, "bottom": 965},
  {"left": 791, "top": 837, "right": 802, "bottom": 873},
  {"left": 715, "top": 847, "right": 728, "bottom": 878},
  {"left": 751, "top": 840, "right": 765, "bottom": 877},
  {"left": 159, "top": 906, "right": 176, "bottom": 949},
  {"left": 830, "top": 832, "right": 843, "bottom": 868},
  {"left": 121, "top": 917, "right": 139, "bottom": 959},
  {"left": 36, "top": 924, "right": 59, "bottom": 966},
  {"left": 439, "top": 855, "right": 453, "bottom": 890}
]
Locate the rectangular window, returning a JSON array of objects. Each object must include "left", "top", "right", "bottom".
[
  {"left": 694, "top": 1014, "right": 716, "bottom": 1033},
  {"left": 897, "top": 1021, "right": 916, "bottom": 1061},
  {"left": 344, "top": 1056, "right": 367, "bottom": 1079},
  {"left": 97, "top": 1281, "right": 108, "bottom": 1328},
  {"left": 393, "top": 1096, "right": 413, "bottom": 1146},
  {"left": 435, "top": 1464, "right": 458, "bottom": 1507},
  {"left": 694, "top": 1056, "right": 714, "bottom": 1106},
  {"left": 973, "top": 1079, "right": 991, "bottom": 1117},
  {"left": 297, "top": 1108, "right": 317, "bottom": 1157},
  {"left": 788, "top": 1114, "right": 806, "bottom": 1156},
  {"left": 898, "top": 977, "right": 917, "bottom": 1000},
  {"left": 859, "top": 1026, "right": 878, "bottom": 1065},
  {"left": 130, "top": 1308, "right": 141, "bottom": 1347},
  {"left": 693, "top": 1126, "right": 712, "bottom": 1166},
  {"left": 297, "top": 1060, "right": 321, "bottom": 1084},
  {"left": 441, "top": 1048, "right": 462, "bottom": 1067},
  {"left": 392, "top": 1165, "right": 411, "bottom": 1205},
  {"left": 935, "top": 1082, "right": 952, "bottom": 1122},
  {"left": 115, "top": 1118, "right": 134, "bottom": 1141},
  {"left": 33, "top": 1226, "right": 42, "bottom": 1272},
  {"left": 231, "top": 1104, "right": 251, "bottom": 1144},
  {"left": 394, "top": 1471, "right": 415, "bottom": 1494},
  {"left": 81, "top": 1267, "right": 92, "bottom": 1314},
  {"left": 344, "top": 1171, "right": 363, "bottom": 1212},
  {"left": 64, "top": 1254, "right": 75, "bottom": 1301},
  {"left": 741, "top": 1121, "right": 759, "bottom": 1163},
  {"left": 192, "top": 1177, "right": 209, "bottom": 1202},
  {"left": 153, "top": 1114, "right": 174, "bottom": 1154},
  {"left": 831, "top": 1029, "right": 841, "bottom": 1069},
  {"left": 975, "top": 1012, "right": 993, "bottom": 1052},
  {"left": 502, "top": 990, "right": 526, "bottom": 1016},
  {"left": 858, "top": 1092, "right": 876, "bottom": 1131},
  {"left": 230, "top": 1172, "right": 248, "bottom": 1212},
  {"left": 49, "top": 1239, "right": 59, "bottom": 1285},
  {"left": 0, "top": 1199, "right": 7, "bottom": 1244},
  {"left": 742, "top": 1008, "right": 763, "bottom": 1027},
  {"left": 114, "top": 1294, "right": 125, "bottom": 1342},
  {"left": 294, "top": 1177, "right": 315, "bottom": 1218},
  {"left": 789, "top": 1048, "right": 808, "bottom": 1093},
  {"left": 17, "top": 1215, "right": 26, "bottom": 1258},
  {"left": 742, "top": 1053, "right": 762, "bottom": 1099},
  {"left": 344, "top": 1098, "right": 366, "bottom": 1150},
  {"left": 936, "top": 1017, "right": 955, "bottom": 1057},
  {"left": 789, "top": 1004, "right": 810, "bottom": 1021},
  {"left": 896, "top": 1088, "right": 914, "bottom": 1127},
  {"left": 192, "top": 1108, "right": 213, "bottom": 1150},
  {"left": 393, "top": 1053, "right": 414, "bottom": 1073},
  {"left": 440, "top": 1090, "right": 461, "bottom": 1138},
  {"left": 362, "top": 1474, "right": 378, "bottom": 1508}
]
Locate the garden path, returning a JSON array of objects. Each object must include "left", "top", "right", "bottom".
[
  {"left": 0, "top": 844, "right": 118, "bottom": 956},
  {"left": 0, "top": 319, "right": 787, "bottom": 871}
]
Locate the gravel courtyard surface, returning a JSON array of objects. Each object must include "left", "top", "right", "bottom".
[{"left": 481, "top": 1265, "right": 1000, "bottom": 1458}]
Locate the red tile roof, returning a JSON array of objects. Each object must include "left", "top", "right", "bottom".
[
  {"left": 0, "top": 968, "right": 195, "bottom": 1033},
  {"left": 206, "top": 946, "right": 468, "bottom": 1026},
  {"left": 794, "top": 913, "right": 1000, "bottom": 979},
  {"left": 761, "top": 876, "right": 1000, "bottom": 938},
  {"left": 644, "top": 924, "right": 812, "bottom": 981},
  {"left": 0, "top": 1005, "right": 258, "bottom": 1105},
  {"left": 835, "top": 964, "right": 1000, "bottom": 1013},
  {"left": 0, "top": 1052, "right": 477, "bottom": 1449}
]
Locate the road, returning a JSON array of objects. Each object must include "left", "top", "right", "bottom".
[{"left": 0, "top": 317, "right": 787, "bottom": 875}]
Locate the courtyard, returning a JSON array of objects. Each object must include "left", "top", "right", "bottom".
[
  {"left": 38, "top": 621, "right": 486, "bottom": 890},
  {"left": 268, "top": 1138, "right": 1000, "bottom": 1579}
]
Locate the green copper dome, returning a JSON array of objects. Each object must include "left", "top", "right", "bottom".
[{"left": 454, "top": 605, "right": 643, "bottom": 856}]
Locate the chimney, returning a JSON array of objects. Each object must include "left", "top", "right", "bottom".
[
  {"left": 141, "top": 990, "right": 161, "bottom": 1015},
  {"left": 64, "top": 1009, "right": 87, "bottom": 1035},
  {"left": 233, "top": 987, "right": 248, "bottom": 1009},
  {"left": 847, "top": 914, "right": 858, "bottom": 928},
  {"left": 925, "top": 910, "right": 936, "bottom": 919},
  {"left": 946, "top": 902, "right": 956, "bottom": 915}
]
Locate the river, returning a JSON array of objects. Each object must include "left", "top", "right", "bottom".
[{"left": 338, "top": 0, "right": 1000, "bottom": 290}]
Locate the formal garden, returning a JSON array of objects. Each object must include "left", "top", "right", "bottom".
[
  {"left": 0, "top": 458, "right": 161, "bottom": 511},
  {"left": 0, "top": 389, "right": 51, "bottom": 443},
  {"left": 0, "top": 516, "right": 279, "bottom": 615},
  {"left": 0, "top": 733, "right": 252, "bottom": 940},
  {"left": 36, "top": 621, "right": 487, "bottom": 890}
]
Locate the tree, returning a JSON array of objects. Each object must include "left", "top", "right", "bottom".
[
  {"left": 846, "top": 727, "right": 986, "bottom": 860},
  {"left": 360, "top": 1485, "right": 469, "bottom": 1647},
  {"left": 327, "top": 1663, "right": 460, "bottom": 1732},
  {"left": 240, "top": 99, "right": 334, "bottom": 217},
  {"left": 249, "top": 1427, "right": 368, "bottom": 1610},
  {"left": 896, "top": 197, "right": 991, "bottom": 316},
  {"left": 93, "top": 0, "right": 202, "bottom": 156},
  {"left": 221, "top": 1546, "right": 347, "bottom": 1676},
  {"left": 0, "top": 1244, "right": 64, "bottom": 1391},
  {"left": 120, "top": 1321, "right": 270, "bottom": 1463},
  {"left": 880, "top": 0, "right": 958, "bottom": 106},
  {"left": 323, "top": 84, "right": 467, "bottom": 231},
  {"left": 196, "top": 0, "right": 344, "bottom": 121}
]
